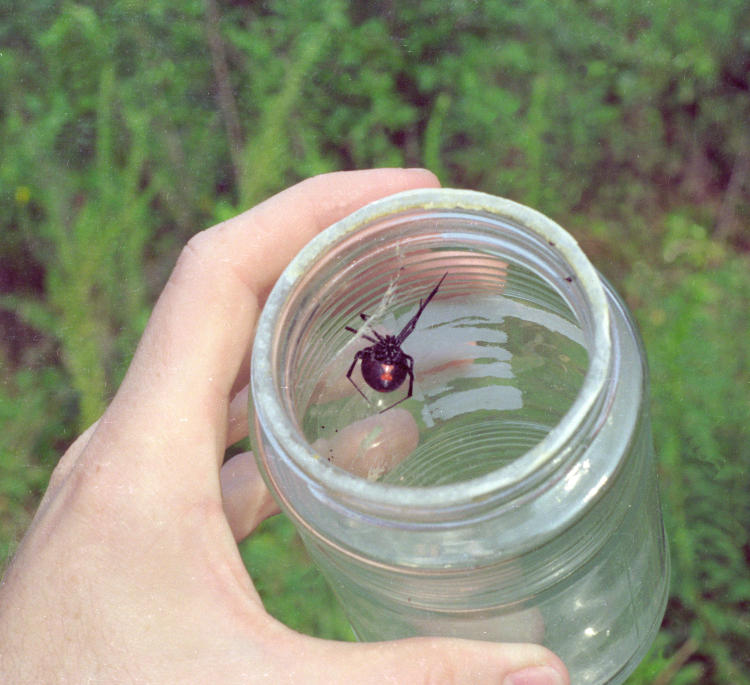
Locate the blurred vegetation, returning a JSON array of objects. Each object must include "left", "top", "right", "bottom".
[{"left": 1, "top": 1, "right": 749, "bottom": 682}]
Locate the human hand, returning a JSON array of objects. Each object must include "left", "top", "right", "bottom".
[{"left": 0, "top": 169, "right": 569, "bottom": 685}]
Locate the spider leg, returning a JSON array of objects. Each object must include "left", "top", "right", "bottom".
[
  {"left": 395, "top": 272, "right": 448, "bottom": 344},
  {"left": 347, "top": 308, "right": 386, "bottom": 343},
  {"left": 345, "top": 326, "right": 379, "bottom": 344},
  {"left": 345, "top": 350, "right": 372, "bottom": 404},
  {"left": 404, "top": 354, "right": 414, "bottom": 400}
]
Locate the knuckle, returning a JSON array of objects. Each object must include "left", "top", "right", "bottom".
[
  {"left": 169, "top": 232, "right": 223, "bottom": 291},
  {"left": 396, "top": 640, "right": 466, "bottom": 685},
  {"left": 420, "top": 659, "right": 460, "bottom": 685},
  {"left": 176, "top": 232, "right": 211, "bottom": 271}
]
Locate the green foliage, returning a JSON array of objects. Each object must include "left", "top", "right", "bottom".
[
  {"left": 626, "top": 224, "right": 750, "bottom": 683},
  {"left": 1, "top": 1, "right": 749, "bottom": 681},
  {"left": 240, "top": 516, "right": 354, "bottom": 641},
  {"left": 5, "top": 67, "right": 154, "bottom": 426},
  {"left": 0, "top": 363, "right": 74, "bottom": 563}
]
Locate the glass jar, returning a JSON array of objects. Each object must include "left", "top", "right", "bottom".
[{"left": 249, "top": 189, "right": 669, "bottom": 684}]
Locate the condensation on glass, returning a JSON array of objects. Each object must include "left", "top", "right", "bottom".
[{"left": 250, "top": 189, "right": 670, "bottom": 684}]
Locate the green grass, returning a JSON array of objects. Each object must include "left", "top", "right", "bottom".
[
  {"left": 241, "top": 516, "right": 354, "bottom": 641},
  {"left": 2, "top": 2, "right": 749, "bottom": 681}
]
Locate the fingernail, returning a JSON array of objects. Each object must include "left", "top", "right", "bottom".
[{"left": 502, "top": 665, "right": 566, "bottom": 685}]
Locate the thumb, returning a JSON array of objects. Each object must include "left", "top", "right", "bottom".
[{"left": 300, "top": 635, "right": 569, "bottom": 685}]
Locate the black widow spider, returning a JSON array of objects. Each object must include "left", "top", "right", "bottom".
[{"left": 344, "top": 273, "right": 447, "bottom": 413}]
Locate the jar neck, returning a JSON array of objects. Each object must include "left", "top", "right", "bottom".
[{"left": 252, "top": 189, "right": 612, "bottom": 528}]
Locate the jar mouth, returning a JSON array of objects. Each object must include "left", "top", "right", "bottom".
[{"left": 251, "top": 189, "right": 611, "bottom": 511}]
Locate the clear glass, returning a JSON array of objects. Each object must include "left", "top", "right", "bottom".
[{"left": 250, "top": 189, "right": 669, "bottom": 684}]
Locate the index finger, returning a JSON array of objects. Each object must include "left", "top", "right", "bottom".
[{"left": 104, "top": 170, "right": 440, "bottom": 466}]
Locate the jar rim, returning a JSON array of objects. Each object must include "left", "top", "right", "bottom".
[{"left": 251, "top": 188, "right": 612, "bottom": 510}]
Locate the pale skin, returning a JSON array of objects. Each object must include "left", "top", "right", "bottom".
[{"left": 0, "top": 169, "right": 569, "bottom": 685}]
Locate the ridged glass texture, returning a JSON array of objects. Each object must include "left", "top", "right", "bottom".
[{"left": 250, "top": 190, "right": 669, "bottom": 684}]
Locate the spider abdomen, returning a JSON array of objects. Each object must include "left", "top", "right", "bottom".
[{"left": 360, "top": 357, "right": 408, "bottom": 393}]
